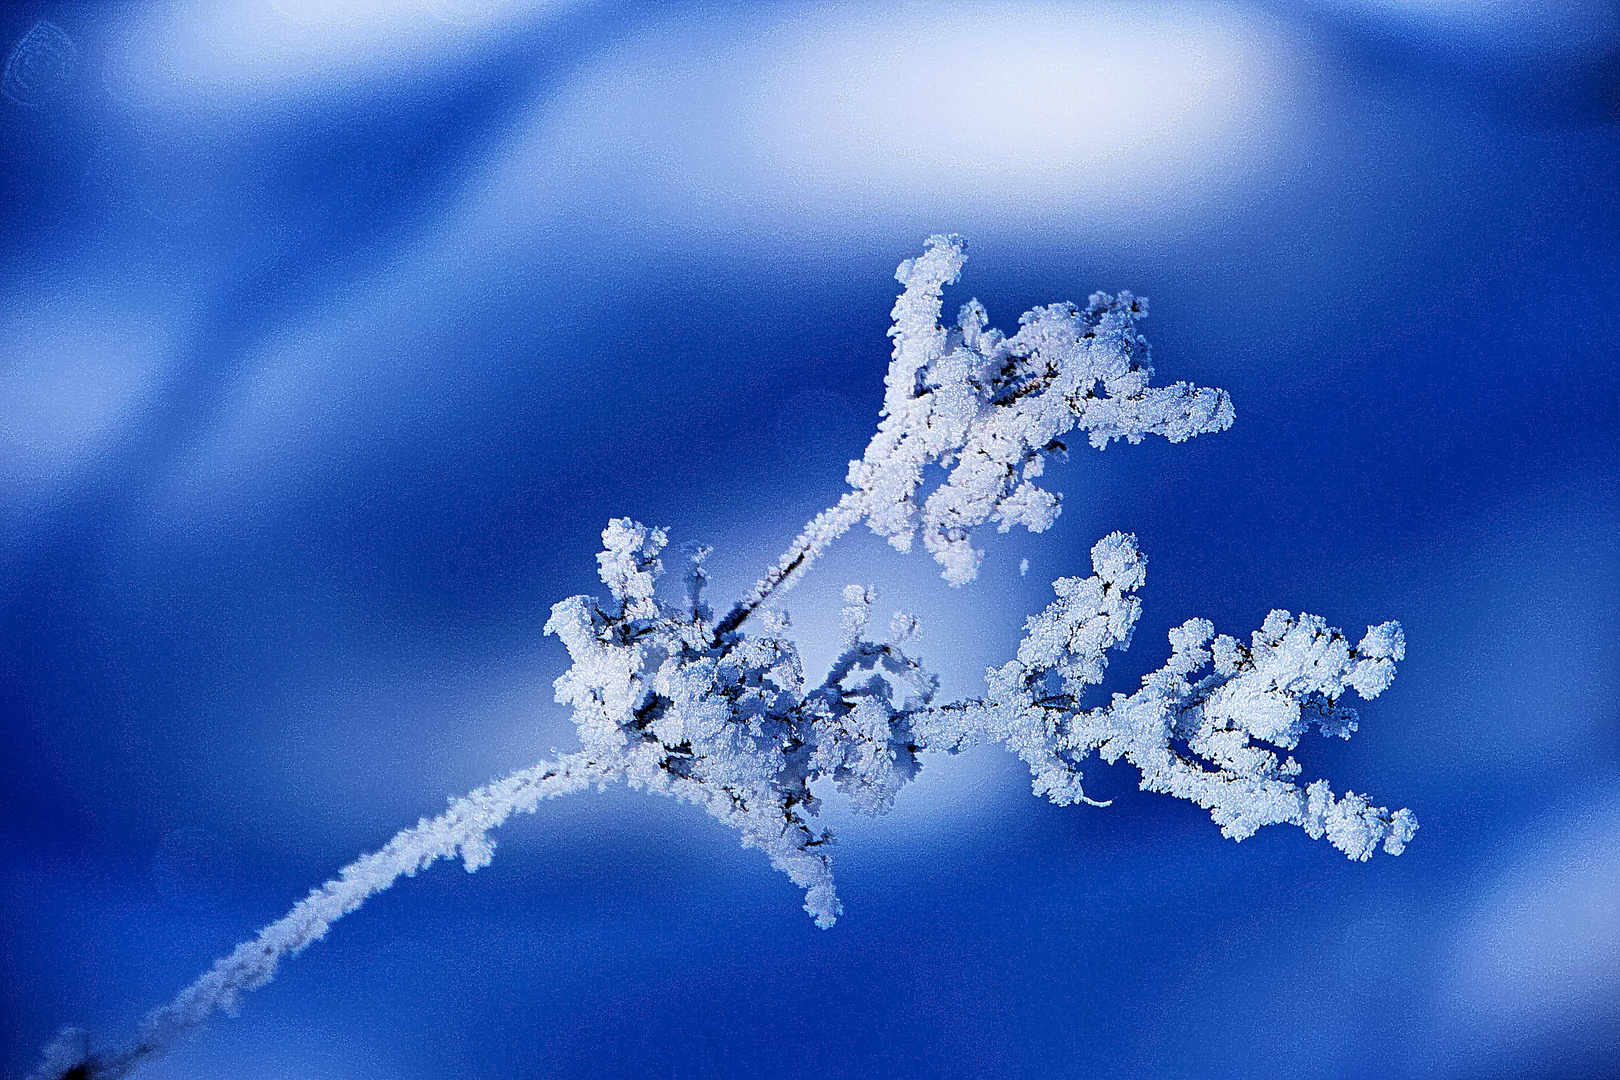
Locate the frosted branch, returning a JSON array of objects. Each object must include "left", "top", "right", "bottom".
[
  {"left": 37, "top": 238, "right": 1407, "bottom": 1080},
  {"left": 719, "top": 235, "right": 1233, "bottom": 635},
  {"left": 846, "top": 234, "right": 1233, "bottom": 586},
  {"left": 911, "top": 534, "right": 1416, "bottom": 858}
]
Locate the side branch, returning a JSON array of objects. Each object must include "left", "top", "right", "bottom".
[
  {"left": 903, "top": 535, "right": 1415, "bottom": 860},
  {"left": 720, "top": 230, "right": 1236, "bottom": 640}
]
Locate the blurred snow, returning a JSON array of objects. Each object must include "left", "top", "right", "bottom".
[
  {"left": 100, "top": 0, "right": 572, "bottom": 107},
  {"left": 1436, "top": 782, "right": 1620, "bottom": 1076},
  {"left": 0, "top": 282, "right": 174, "bottom": 514},
  {"left": 495, "top": 0, "right": 1312, "bottom": 245}
]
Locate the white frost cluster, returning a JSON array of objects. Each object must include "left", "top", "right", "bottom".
[
  {"left": 552, "top": 515, "right": 1413, "bottom": 932},
  {"left": 547, "top": 520, "right": 942, "bottom": 929},
  {"left": 38, "top": 238, "right": 1409, "bottom": 1080},
  {"left": 849, "top": 234, "right": 1233, "bottom": 585},
  {"left": 721, "top": 234, "right": 1232, "bottom": 631},
  {"left": 912, "top": 534, "right": 1416, "bottom": 859}
]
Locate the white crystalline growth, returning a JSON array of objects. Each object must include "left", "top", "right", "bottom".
[
  {"left": 35, "top": 238, "right": 1408, "bottom": 1080},
  {"left": 543, "top": 517, "right": 1416, "bottom": 942},
  {"left": 911, "top": 534, "right": 1416, "bottom": 859},
  {"left": 724, "top": 234, "right": 1232, "bottom": 633},
  {"left": 848, "top": 234, "right": 1234, "bottom": 585}
]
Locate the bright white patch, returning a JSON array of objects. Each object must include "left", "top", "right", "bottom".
[
  {"left": 751, "top": 3, "right": 1295, "bottom": 207},
  {"left": 524, "top": 1, "right": 1308, "bottom": 240},
  {"left": 1439, "top": 784, "right": 1620, "bottom": 1069},
  {"left": 0, "top": 285, "right": 172, "bottom": 513},
  {"left": 101, "top": 0, "right": 568, "bottom": 106}
]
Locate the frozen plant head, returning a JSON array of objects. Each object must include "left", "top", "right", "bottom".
[{"left": 34, "top": 237, "right": 1410, "bottom": 1080}]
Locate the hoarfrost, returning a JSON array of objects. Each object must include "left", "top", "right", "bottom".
[{"left": 36, "top": 237, "right": 1408, "bottom": 1080}]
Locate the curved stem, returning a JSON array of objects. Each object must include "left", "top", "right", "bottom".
[{"left": 71, "top": 755, "right": 614, "bottom": 1080}]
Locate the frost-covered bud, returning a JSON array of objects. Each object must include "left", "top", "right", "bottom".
[
  {"left": 1347, "top": 621, "right": 1405, "bottom": 699},
  {"left": 596, "top": 518, "right": 667, "bottom": 620},
  {"left": 840, "top": 585, "right": 874, "bottom": 645},
  {"left": 1015, "top": 532, "right": 1144, "bottom": 695},
  {"left": 888, "top": 611, "right": 921, "bottom": 646},
  {"left": 1211, "top": 633, "right": 1244, "bottom": 676},
  {"left": 957, "top": 297, "right": 989, "bottom": 352},
  {"left": 1301, "top": 781, "right": 1419, "bottom": 860}
]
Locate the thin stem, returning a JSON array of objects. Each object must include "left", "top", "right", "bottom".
[
  {"left": 712, "top": 490, "right": 867, "bottom": 641},
  {"left": 71, "top": 755, "right": 614, "bottom": 1080}
]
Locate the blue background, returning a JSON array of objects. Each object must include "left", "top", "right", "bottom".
[{"left": 2, "top": 2, "right": 1617, "bottom": 1078}]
